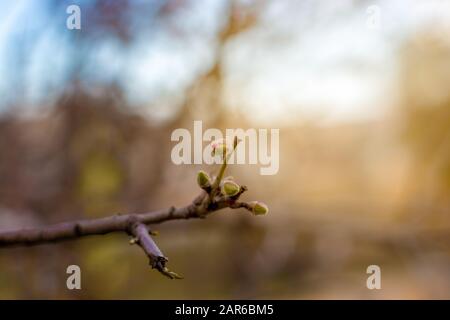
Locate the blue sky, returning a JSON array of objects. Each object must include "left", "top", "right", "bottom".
[{"left": 0, "top": 0, "right": 448, "bottom": 124}]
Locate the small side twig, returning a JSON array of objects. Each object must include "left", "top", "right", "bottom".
[{"left": 129, "top": 222, "right": 182, "bottom": 279}]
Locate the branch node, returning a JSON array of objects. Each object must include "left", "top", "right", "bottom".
[
  {"left": 74, "top": 223, "right": 82, "bottom": 236},
  {"left": 169, "top": 206, "right": 176, "bottom": 217}
]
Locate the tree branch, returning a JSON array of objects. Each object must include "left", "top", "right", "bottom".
[
  {"left": 0, "top": 137, "right": 268, "bottom": 278},
  {"left": 0, "top": 191, "right": 253, "bottom": 247}
]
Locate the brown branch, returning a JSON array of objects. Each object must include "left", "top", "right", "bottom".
[
  {"left": 0, "top": 188, "right": 256, "bottom": 278},
  {"left": 0, "top": 138, "right": 268, "bottom": 278},
  {"left": 0, "top": 191, "right": 248, "bottom": 247}
]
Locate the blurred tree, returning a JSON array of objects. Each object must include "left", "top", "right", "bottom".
[{"left": 398, "top": 32, "right": 450, "bottom": 225}]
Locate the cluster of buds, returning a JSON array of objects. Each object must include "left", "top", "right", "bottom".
[{"left": 196, "top": 136, "right": 269, "bottom": 217}]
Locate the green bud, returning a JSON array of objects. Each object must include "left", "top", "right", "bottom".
[
  {"left": 197, "top": 170, "right": 211, "bottom": 189},
  {"left": 221, "top": 180, "right": 240, "bottom": 197},
  {"left": 249, "top": 201, "right": 269, "bottom": 215},
  {"left": 210, "top": 138, "right": 233, "bottom": 158}
]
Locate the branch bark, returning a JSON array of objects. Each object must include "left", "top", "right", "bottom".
[
  {"left": 0, "top": 189, "right": 252, "bottom": 278},
  {"left": 0, "top": 138, "right": 266, "bottom": 278},
  {"left": 0, "top": 192, "right": 252, "bottom": 247},
  {"left": 0, "top": 199, "right": 197, "bottom": 247}
]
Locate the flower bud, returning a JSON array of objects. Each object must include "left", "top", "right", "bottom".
[
  {"left": 210, "top": 138, "right": 233, "bottom": 159},
  {"left": 221, "top": 180, "right": 240, "bottom": 197},
  {"left": 248, "top": 201, "right": 269, "bottom": 215},
  {"left": 197, "top": 170, "right": 211, "bottom": 189}
]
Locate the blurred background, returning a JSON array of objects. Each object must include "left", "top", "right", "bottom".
[{"left": 0, "top": 0, "right": 449, "bottom": 299}]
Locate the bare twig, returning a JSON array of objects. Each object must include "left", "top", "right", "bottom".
[
  {"left": 0, "top": 136, "right": 268, "bottom": 278},
  {"left": 129, "top": 222, "right": 182, "bottom": 279}
]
